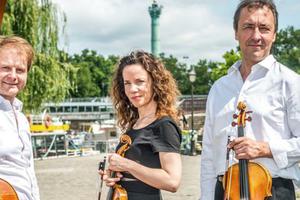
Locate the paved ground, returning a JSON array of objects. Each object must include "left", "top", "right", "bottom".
[
  {"left": 35, "top": 154, "right": 200, "bottom": 200},
  {"left": 35, "top": 154, "right": 299, "bottom": 200}
]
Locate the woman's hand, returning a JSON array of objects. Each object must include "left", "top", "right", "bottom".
[
  {"left": 98, "top": 169, "right": 123, "bottom": 187},
  {"left": 108, "top": 153, "right": 130, "bottom": 172}
]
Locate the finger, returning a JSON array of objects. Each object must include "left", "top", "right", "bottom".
[
  {"left": 116, "top": 172, "right": 123, "bottom": 178},
  {"left": 234, "top": 146, "right": 248, "bottom": 156},
  {"left": 107, "top": 177, "right": 121, "bottom": 183},
  {"left": 102, "top": 174, "right": 109, "bottom": 181},
  {"left": 235, "top": 152, "right": 250, "bottom": 160},
  {"left": 107, "top": 154, "right": 113, "bottom": 163},
  {"left": 98, "top": 169, "right": 104, "bottom": 175},
  {"left": 108, "top": 165, "right": 117, "bottom": 171},
  {"left": 106, "top": 182, "right": 115, "bottom": 187},
  {"left": 229, "top": 137, "right": 247, "bottom": 149},
  {"left": 233, "top": 141, "right": 247, "bottom": 151}
]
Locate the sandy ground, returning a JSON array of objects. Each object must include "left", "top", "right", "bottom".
[{"left": 35, "top": 154, "right": 200, "bottom": 200}]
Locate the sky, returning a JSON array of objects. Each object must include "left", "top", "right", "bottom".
[{"left": 51, "top": 0, "right": 300, "bottom": 65}]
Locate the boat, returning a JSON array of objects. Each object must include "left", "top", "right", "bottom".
[{"left": 28, "top": 111, "right": 71, "bottom": 159}]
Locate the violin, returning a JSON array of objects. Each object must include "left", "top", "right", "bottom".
[
  {"left": 0, "top": 178, "right": 19, "bottom": 200},
  {"left": 106, "top": 134, "right": 132, "bottom": 200},
  {"left": 222, "top": 102, "right": 272, "bottom": 200}
]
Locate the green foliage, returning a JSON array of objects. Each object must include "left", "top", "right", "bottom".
[
  {"left": 159, "top": 53, "right": 189, "bottom": 94},
  {"left": 69, "top": 49, "right": 118, "bottom": 97},
  {"left": 1, "top": 0, "right": 76, "bottom": 112},
  {"left": 159, "top": 54, "right": 218, "bottom": 95},
  {"left": 273, "top": 26, "right": 300, "bottom": 73},
  {"left": 19, "top": 54, "right": 75, "bottom": 110},
  {"left": 210, "top": 49, "right": 241, "bottom": 82},
  {"left": 193, "top": 59, "right": 218, "bottom": 94}
]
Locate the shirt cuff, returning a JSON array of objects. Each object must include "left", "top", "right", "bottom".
[{"left": 269, "top": 139, "right": 288, "bottom": 169}]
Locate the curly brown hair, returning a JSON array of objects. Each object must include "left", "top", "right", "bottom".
[{"left": 110, "top": 50, "right": 180, "bottom": 131}]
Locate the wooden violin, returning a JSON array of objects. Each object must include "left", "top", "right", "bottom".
[
  {"left": 0, "top": 178, "right": 19, "bottom": 200},
  {"left": 222, "top": 102, "right": 272, "bottom": 200},
  {"left": 106, "top": 134, "right": 132, "bottom": 200}
]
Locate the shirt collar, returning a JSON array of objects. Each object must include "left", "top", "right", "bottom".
[
  {"left": 0, "top": 95, "right": 23, "bottom": 111},
  {"left": 228, "top": 54, "right": 276, "bottom": 74}
]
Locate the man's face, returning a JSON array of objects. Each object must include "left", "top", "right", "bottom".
[
  {"left": 235, "top": 5, "right": 276, "bottom": 66},
  {"left": 0, "top": 46, "right": 28, "bottom": 102}
]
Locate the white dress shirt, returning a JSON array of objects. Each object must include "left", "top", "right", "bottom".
[
  {"left": 0, "top": 96, "right": 40, "bottom": 200},
  {"left": 200, "top": 55, "right": 300, "bottom": 200}
]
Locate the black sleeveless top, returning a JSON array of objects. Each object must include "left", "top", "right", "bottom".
[{"left": 116, "top": 116, "right": 181, "bottom": 198}]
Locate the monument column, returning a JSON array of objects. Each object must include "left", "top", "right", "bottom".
[{"left": 148, "top": 0, "right": 162, "bottom": 57}]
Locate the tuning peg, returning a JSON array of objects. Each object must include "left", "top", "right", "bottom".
[
  {"left": 246, "top": 111, "right": 253, "bottom": 114},
  {"left": 233, "top": 114, "right": 238, "bottom": 119},
  {"left": 231, "top": 122, "right": 237, "bottom": 127},
  {"left": 246, "top": 117, "right": 252, "bottom": 122}
]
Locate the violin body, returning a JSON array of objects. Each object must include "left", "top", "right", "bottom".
[
  {"left": 223, "top": 162, "right": 272, "bottom": 200},
  {"left": 109, "top": 184, "right": 128, "bottom": 200},
  {"left": 106, "top": 179, "right": 128, "bottom": 200},
  {"left": 0, "top": 178, "right": 19, "bottom": 200}
]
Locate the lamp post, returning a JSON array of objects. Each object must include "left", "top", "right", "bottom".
[{"left": 189, "top": 67, "right": 196, "bottom": 155}]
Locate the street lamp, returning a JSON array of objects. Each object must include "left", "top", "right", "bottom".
[{"left": 189, "top": 66, "right": 196, "bottom": 155}]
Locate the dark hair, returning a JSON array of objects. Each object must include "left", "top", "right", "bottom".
[
  {"left": 0, "top": 35, "right": 35, "bottom": 71},
  {"left": 233, "top": 0, "right": 278, "bottom": 32},
  {"left": 110, "top": 50, "right": 180, "bottom": 131}
]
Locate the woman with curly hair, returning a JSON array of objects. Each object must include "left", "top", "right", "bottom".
[{"left": 100, "top": 50, "right": 182, "bottom": 200}]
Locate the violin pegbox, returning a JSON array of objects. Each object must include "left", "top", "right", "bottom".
[{"left": 231, "top": 101, "right": 252, "bottom": 127}]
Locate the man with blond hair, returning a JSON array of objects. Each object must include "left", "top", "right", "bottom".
[{"left": 0, "top": 35, "right": 40, "bottom": 200}]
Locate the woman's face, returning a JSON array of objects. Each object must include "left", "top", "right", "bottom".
[{"left": 122, "top": 64, "right": 154, "bottom": 109}]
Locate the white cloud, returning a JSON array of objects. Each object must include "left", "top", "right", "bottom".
[{"left": 52, "top": 0, "right": 299, "bottom": 64}]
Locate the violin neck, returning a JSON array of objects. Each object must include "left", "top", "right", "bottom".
[
  {"left": 238, "top": 126, "right": 250, "bottom": 199},
  {"left": 238, "top": 126, "right": 244, "bottom": 137},
  {"left": 239, "top": 159, "right": 250, "bottom": 199}
]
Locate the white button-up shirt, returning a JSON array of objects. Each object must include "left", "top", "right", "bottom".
[
  {"left": 200, "top": 55, "right": 300, "bottom": 200},
  {"left": 0, "top": 96, "right": 40, "bottom": 200}
]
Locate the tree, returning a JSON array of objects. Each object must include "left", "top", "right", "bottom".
[
  {"left": 69, "top": 49, "right": 118, "bottom": 97},
  {"left": 193, "top": 59, "right": 218, "bottom": 94},
  {"left": 273, "top": 26, "right": 300, "bottom": 74},
  {"left": 210, "top": 49, "right": 241, "bottom": 83},
  {"left": 159, "top": 53, "right": 189, "bottom": 94},
  {"left": 1, "top": 0, "right": 76, "bottom": 112}
]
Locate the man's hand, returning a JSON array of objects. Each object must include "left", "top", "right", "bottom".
[{"left": 228, "top": 137, "right": 273, "bottom": 160}]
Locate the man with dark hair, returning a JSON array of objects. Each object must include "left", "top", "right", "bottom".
[
  {"left": 200, "top": 0, "right": 300, "bottom": 199},
  {"left": 0, "top": 35, "right": 40, "bottom": 200}
]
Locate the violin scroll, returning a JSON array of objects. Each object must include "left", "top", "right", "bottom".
[{"left": 231, "top": 102, "right": 252, "bottom": 127}]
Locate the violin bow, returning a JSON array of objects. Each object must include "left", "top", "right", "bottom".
[
  {"left": 223, "top": 136, "right": 234, "bottom": 200},
  {"left": 98, "top": 156, "right": 106, "bottom": 200}
]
